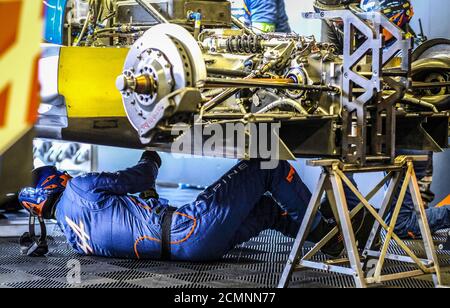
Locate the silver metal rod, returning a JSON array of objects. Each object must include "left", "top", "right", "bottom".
[
  {"left": 366, "top": 270, "right": 427, "bottom": 284},
  {"left": 329, "top": 170, "right": 367, "bottom": 288},
  {"left": 202, "top": 73, "right": 257, "bottom": 112},
  {"left": 135, "top": 0, "right": 169, "bottom": 24},
  {"left": 278, "top": 172, "right": 328, "bottom": 288},
  {"left": 408, "top": 162, "right": 443, "bottom": 286},
  {"left": 231, "top": 16, "right": 255, "bottom": 35},
  {"left": 365, "top": 250, "right": 432, "bottom": 267},
  {"left": 198, "top": 78, "right": 340, "bottom": 92},
  {"left": 298, "top": 260, "right": 356, "bottom": 276}
]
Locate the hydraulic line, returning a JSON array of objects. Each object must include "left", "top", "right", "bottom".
[
  {"left": 255, "top": 98, "right": 309, "bottom": 115},
  {"left": 74, "top": 10, "right": 92, "bottom": 46},
  {"left": 402, "top": 96, "right": 439, "bottom": 113}
]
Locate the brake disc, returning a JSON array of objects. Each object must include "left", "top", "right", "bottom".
[{"left": 117, "top": 24, "right": 207, "bottom": 132}]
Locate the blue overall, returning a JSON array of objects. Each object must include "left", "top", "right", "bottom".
[
  {"left": 55, "top": 158, "right": 326, "bottom": 261},
  {"left": 391, "top": 151, "right": 450, "bottom": 238},
  {"left": 231, "top": 0, "right": 291, "bottom": 33}
]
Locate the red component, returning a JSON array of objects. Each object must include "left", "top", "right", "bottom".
[
  {"left": 22, "top": 200, "right": 45, "bottom": 217},
  {"left": 0, "top": 0, "right": 22, "bottom": 56},
  {"left": 286, "top": 165, "right": 296, "bottom": 183}
]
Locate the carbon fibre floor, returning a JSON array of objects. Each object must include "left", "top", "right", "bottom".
[{"left": 0, "top": 227, "right": 449, "bottom": 288}]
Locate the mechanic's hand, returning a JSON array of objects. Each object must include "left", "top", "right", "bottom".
[
  {"left": 140, "top": 151, "right": 162, "bottom": 168},
  {"left": 140, "top": 188, "right": 160, "bottom": 201}
]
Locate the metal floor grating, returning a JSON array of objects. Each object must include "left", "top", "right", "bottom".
[{"left": 0, "top": 227, "right": 449, "bottom": 288}]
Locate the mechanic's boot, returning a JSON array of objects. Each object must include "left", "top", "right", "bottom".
[
  {"left": 307, "top": 218, "right": 341, "bottom": 257},
  {"left": 318, "top": 198, "right": 334, "bottom": 220},
  {"left": 354, "top": 208, "right": 377, "bottom": 252},
  {"left": 309, "top": 207, "right": 374, "bottom": 258}
]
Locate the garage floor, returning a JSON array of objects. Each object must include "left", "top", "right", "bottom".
[
  {"left": 0, "top": 228, "right": 449, "bottom": 288},
  {"left": 0, "top": 187, "right": 449, "bottom": 288}
]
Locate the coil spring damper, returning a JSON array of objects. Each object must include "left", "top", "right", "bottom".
[
  {"left": 226, "top": 35, "right": 263, "bottom": 53},
  {"left": 116, "top": 24, "right": 207, "bottom": 141}
]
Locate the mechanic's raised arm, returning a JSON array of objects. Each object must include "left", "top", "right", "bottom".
[{"left": 73, "top": 151, "right": 162, "bottom": 196}]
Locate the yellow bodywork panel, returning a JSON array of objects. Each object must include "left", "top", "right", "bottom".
[{"left": 58, "top": 47, "right": 129, "bottom": 118}]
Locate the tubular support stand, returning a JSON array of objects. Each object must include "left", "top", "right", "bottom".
[{"left": 278, "top": 156, "right": 443, "bottom": 288}]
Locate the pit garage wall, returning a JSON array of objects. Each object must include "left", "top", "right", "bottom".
[
  {"left": 409, "top": 0, "right": 450, "bottom": 40},
  {"left": 96, "top": 0, "right": 450, "bottom": 207}
]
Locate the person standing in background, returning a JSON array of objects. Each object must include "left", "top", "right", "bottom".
[{"left": 229, "top": 0, "right": 291, "bottom": 33}]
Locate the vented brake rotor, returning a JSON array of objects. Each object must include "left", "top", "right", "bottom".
[{"left": 117, "top": 24, "right": 207, "bottom": 132}]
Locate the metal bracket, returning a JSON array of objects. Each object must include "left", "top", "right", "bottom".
[
  {"left": 303, "top": 11, "right": 413, "bottom": 165},
  {"left": 369, "top": 12, "right": 412, "bottom": 162}
]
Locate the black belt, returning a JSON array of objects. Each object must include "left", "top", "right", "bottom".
[{"left": 161, "top": 206, "right": 177, "bottom": 260}]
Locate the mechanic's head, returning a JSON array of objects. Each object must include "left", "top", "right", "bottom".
[
  {"left": 18, "top": 166, "right": 71, "bottom": 219},
  {"left": 360, "top": 0, "right": 414, "bottom": 41}
]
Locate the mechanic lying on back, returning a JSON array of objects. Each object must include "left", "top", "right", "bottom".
[{"left": 17, "top": 151, "right": 373, "bottom": 260}]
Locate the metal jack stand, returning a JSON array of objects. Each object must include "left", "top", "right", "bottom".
[{"left": 278, "top": 156, "right": 442, "bottom": 288}]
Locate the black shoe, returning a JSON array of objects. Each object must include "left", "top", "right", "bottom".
[
  {"left": 308, "top": 218, "right": 344, "bottom": 258},
  {"left": 309, "top": 207, "right": 375, "bottom": 258},
  {"left": 354, "top": 207, "right": 377, "bottom": 252},
  {"left": 319, "top": 198, "right": 334, "bottom": 220}
]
